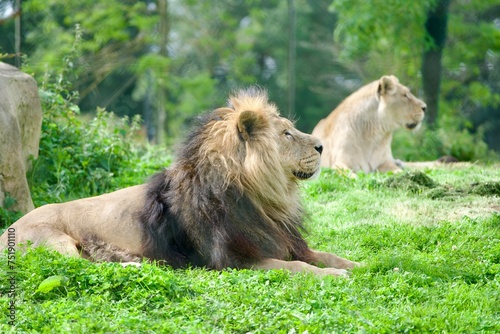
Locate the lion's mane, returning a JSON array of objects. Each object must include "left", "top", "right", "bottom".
[{"left": 139, "top": 88, "right": 313, "bottom": 270}]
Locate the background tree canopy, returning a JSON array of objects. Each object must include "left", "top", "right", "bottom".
[{"left": 0, "top": 0, "right": 499, "bottom": 160}]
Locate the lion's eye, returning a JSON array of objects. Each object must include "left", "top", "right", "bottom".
[{"left": 284, "top": 130, "right": 294, "bottom": 140}]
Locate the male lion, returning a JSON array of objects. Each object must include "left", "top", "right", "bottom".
[
  {"left": 0, "top": 88, "right": 358, "bottom": 276},
  {"left": 312, "top": 75, "right": 426, "bottom": 174}
]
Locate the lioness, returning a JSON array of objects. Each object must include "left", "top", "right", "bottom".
[
  {"left": 0, "top": 88, "right": 359, "bottom": 276},
  {"left": 312, "top": 75, "right": 426, "bottom": 174}
]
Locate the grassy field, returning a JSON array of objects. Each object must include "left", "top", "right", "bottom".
[{"left": 1, "top": 164, "right": 499, "bottom": 333}]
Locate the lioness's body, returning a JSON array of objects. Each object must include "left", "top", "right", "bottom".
[
  {"left": 312, "top": 75, "right": 426, "bottom": 174},
  {"left": 1, "top": 88, "right": 358, "bottom": 276}
]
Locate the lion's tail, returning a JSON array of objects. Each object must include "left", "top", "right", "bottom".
[{"left": 79, "top": 235, "right": 143, "bottom": 263}]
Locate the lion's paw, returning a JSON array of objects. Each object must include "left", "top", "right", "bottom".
[
  {"left": 352, "top": 261, "right": 364, "bottom": 268},
  {"left": 322, "top": 268, "right": 349, "bottom": 277}
]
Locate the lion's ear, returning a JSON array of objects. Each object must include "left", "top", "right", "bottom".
[
  {"left": 237, "top": 110, "right": 265, "bottom": 141},
  {"left": 378, "top": 75, "right": 399, "bottom": 96}
]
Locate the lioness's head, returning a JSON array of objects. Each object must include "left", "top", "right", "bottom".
[{"left": 377, "top": 75, "right": 426, "bottom": 130}]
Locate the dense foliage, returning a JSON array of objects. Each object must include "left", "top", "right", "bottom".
[
  {"left": 29, "top": 89, "right": 171, "bottom": 206},
  {"left": 0, "top": 0, "right": 499, "bottom": 159}
]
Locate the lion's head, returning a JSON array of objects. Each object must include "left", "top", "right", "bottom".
[
  {"left": 377, "top": 75, "right": 426, "bottom": 131},
  {"left": 176, "top": 88, "right": 322, "bottom": 203}
]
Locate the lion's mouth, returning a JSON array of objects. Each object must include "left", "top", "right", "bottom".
[
  {"left": 293, "top": 170, "right": 317, "bottom": 180},
  {"left": 406, "top": 122, "right": 418, "bottom": 130}
]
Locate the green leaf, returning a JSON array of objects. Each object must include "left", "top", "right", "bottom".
[
  {"left": 3, "top": 194, "right": 17, "bottom": 209},
  {"left": 35, "top": 275, "right": 70, "bottom": 294}
]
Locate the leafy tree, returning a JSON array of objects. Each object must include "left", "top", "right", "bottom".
[
  {"left": 330, "top": 0, "right": 434, "bottom": 77},
  {"left": 441, "top": 0, "right": 500, "bottom": 151},
  {"left": 230, "top": 0, "right": 355, "bottom": 131},
  {"left": 2, "top": 0, "right": 357, "bottom": 135},
  {"left": 2, "top": 0, "right": 268, "bottom": 142}
]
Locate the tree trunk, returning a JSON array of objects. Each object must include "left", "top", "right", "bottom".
[
  {"left": 287, "top": 0, "right": 296, "bottom": 118},
  {"left": 421, "top": 0, "right": 450, "bottom": 127},
  {"left": 14, "top": 0, "right": 22, "bottom": 68},
  {"left": 157, "top": 0, "right": 169, "bottom": 145}
]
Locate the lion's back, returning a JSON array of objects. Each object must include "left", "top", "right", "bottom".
[{"left": 0, "top": 185, "right": 147, "bottom": 253}]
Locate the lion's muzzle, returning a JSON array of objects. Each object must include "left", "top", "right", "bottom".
[{"left": 294, "top": 153, "right": 322, "bottom": 180}]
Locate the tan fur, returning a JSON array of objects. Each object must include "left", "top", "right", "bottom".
[
  {"left": 312, "top": 75, "right": 426, "bottom": 174},
  {"left": 0, "top": 88, "right": 358, "bottom": 276}
]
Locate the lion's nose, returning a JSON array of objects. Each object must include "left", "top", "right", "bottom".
[
  {"left": 422, "top": 105, "right": 427, "bottom": 113},
  {"left": 315, "top": 145, "right": 323, "bottom": 155}
]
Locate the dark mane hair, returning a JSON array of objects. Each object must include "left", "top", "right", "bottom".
[{"left": 139, "top": 88, "right": 315, "bottom": 270}]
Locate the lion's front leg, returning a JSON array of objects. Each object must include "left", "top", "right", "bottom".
[
  {"left": 310, "top": 250, "right": 360, "bottom": 269},
  {"left": 249, "top": 258, "right": 348, "bottom": 277}
]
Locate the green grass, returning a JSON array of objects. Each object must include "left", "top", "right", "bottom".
[{"left": 1, "top": 165, "right": 499, "bottom": 333}]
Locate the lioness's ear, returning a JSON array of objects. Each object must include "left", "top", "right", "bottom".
[
  {"left": 237, "top": 110, "right": 265, "bottom": 141},
  {"left": 378, "top": 75, "right": 399, "bottom": 96}
]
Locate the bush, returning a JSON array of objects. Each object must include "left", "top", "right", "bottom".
[
  {"left": 392, "top": 124, "right": 498, "bottom": 163},
  {"left": 28, "top": 81, "right": 146, "bottom": 206},
  {"left": 0, "top": 208, "right": 22, "bottom": 231}
]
